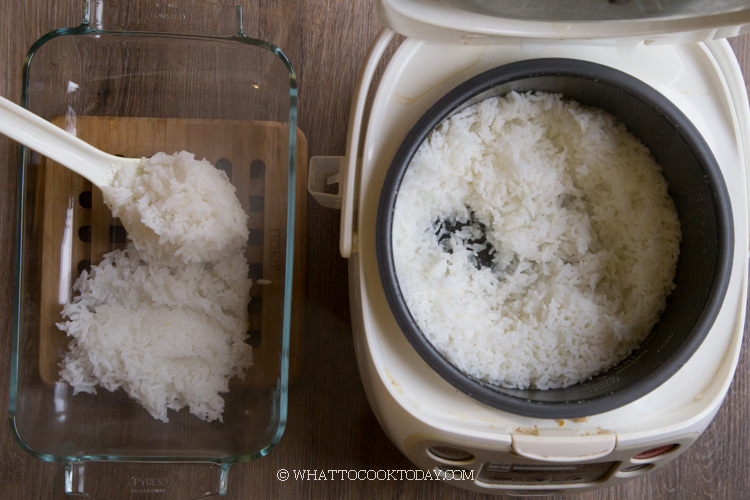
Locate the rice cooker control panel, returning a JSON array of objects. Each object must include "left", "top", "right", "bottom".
[{"left": 405, "top": 432, "right": 698, "bottom": 493}]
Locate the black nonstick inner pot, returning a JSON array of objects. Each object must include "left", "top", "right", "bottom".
[{"left": 376, "top": 58, "right": 734, "bottom": 419}]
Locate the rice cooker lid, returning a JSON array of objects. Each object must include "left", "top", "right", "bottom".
[{"left": 376, "top": 0, "right": 750, "bottom": 43}]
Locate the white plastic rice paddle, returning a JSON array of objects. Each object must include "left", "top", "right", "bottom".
[
  {"left": 0, "top": 95, "right": 250, "bottom": 267},
  {"left": 0, "top": 95, "right": 139, "bottom": 187}
]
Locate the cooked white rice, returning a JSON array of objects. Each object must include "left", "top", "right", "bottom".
[
  {"left": 392, "top": 91, "right": 681, "bottom": 390},
  {"left": 103, "top": 150, "right": 249, "bottom": 265},
  {"left": 57, "top": 151, "right": 252, "bottom": 422}
]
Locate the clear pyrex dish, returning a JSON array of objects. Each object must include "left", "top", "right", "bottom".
[{"left": 9, "top": 0, "right": 302, "bottom": 497}]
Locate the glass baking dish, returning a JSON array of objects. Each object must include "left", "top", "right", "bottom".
[{"left": 9, "top": 0, "right": 302, "bottom": 497}]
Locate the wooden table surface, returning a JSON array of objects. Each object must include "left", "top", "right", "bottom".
[{"left": 1, "top": 1, "right": 748, "bottom": 499}]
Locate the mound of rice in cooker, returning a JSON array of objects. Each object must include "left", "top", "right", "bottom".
[
  {"left": 57, "top": 151, "right": 252, "bottom": 422},
  {"left": 392, "top": 91, "right": 681, "bottom": 390}
]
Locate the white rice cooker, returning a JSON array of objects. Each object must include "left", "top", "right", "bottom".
[{"left": 308, "top": 0, "right": 750, "bottom": 494}]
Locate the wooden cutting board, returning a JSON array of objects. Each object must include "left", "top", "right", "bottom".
[{"left": 38, "top": 116, "right": 306, "bottom": 389}]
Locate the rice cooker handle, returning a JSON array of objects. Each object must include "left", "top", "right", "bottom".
[
  {"left": 308, "top": 28, "right": 395, "bottom": 258},
  {"left": 340, "top": 28, "right": 396, "bottom": 258}
]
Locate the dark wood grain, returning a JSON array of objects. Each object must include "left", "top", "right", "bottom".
[{"left": 0, "top": 1, "right": 748, "bottom": 499}]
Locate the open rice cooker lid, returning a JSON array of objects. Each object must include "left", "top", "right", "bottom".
[{"left": 376, "top": 0, "right": 750, "bottom": 43}]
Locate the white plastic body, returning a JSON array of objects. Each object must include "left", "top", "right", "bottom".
[{"left": 341, "top": 32, "right": 750, "bottom": 494}]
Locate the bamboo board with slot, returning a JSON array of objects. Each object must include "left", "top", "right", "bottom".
[{"left": 38, "top": 116, "right": 306, "bottom": 389}]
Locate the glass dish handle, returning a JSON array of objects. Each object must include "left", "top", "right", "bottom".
[
  {"left": 65, "top": 461, "right": 230, "bottom": 499},
  {"left": 84, "top": 0, "right": 244, "bottom": 37}
]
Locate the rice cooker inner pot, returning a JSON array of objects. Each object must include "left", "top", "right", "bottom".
[{"left": 376, "top": 58, "right": 734, "bottom": 419}]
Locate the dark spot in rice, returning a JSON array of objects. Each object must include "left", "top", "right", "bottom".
[
  {"left": 434, "top": 209, "right": 496, "bottom": 270},
  {"left": 559, "top": 193, "right": 577, "bottom": 209},
  {"left": 559, "top": 193, "right": 590, "bottom": 213}
]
